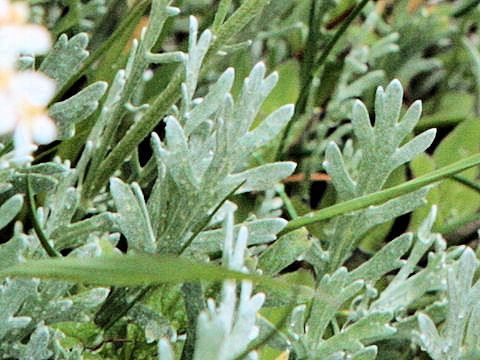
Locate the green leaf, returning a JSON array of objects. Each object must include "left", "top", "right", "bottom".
[
  {"left": 110, "top": 178, "right": 156, "bottom": 253},
  {"left": 9, "top": 173, "right": 58, "bottom": 195},
  {"left": 184, "top": 68, "right": 235, "bottom": 135},
  {"left": 256, "top": 59, "right": 300, "bottom": 127},
  {"left": 417, "top": 92, "right": 475, "bottom": 131},
  {"left": 317, "top": 79, "right": 435, "bottom": 270},
  {"left": 226, "top": 162, "right": 296, "bottom": 194},
  {"left": 50, "top": 213, "right": 116, "bottom": 250},
  {"left": 0, "top": 254, "right": 307, "bottom": 294},
  {"left": 349, "top": 233, "right": 412, "bottom": 283},
  {"left": 40, "top": 33, "right": 90, "bottom": 89},
  {"left": 0, "top": 195, "right": 23, "bottom": 230},
  {"left": 49, "top": 82, "right": 108, "bottom": 139},
  {"left": 7, "top": 323, "right": 52, "bottom": 360},
  {"left": 307, "top": 268, "right": 365, "bottom": 342},
  {"left": 257, "top": 228, "right": 312, "bottom": 276},
  {"left": 315, "top": 312, "right": 395, "bottom": 357},
  {"left": 187, "top": 218, "right": 287, "bottom": 255},
  {"left": 433, "top": 117, "right": 480, "bottom": 226}
]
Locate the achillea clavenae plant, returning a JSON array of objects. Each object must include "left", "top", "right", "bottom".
[{"left": 0, "top": 0, "right": 480, "bottom": 359}]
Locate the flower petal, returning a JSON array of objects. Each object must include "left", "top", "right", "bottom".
[
  {"left": 0, "top": 93, "right": 17, "bottom": 134},
  {"left": 13, "top": 121, "right": 35, "bottom": 157},
  {"left": 16, "top": 24, "right": 51, "bottom": 56},
  {"left": 32, "top": 115, "right": 56, "bottom": 144},
  {"left": 0, "top": 27, "right": 21, "bottom": 65},
  {"left": 12, "top": 71, "right": 56, "bottom": 106}
]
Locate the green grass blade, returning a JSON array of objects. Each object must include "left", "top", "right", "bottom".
[
  {"left": 0, "top": 254, "right": 308, "bottom": 295},
  {"left": 279, "top": 153, "right": 480, "bottom": 236}
]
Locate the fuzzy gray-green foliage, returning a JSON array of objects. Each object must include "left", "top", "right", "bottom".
[
  {"left": 322, "top": 79, "right": 436, "bottom": 271},
  {"left": 1, "top": 0, "right": 479, "bottom": 359}
]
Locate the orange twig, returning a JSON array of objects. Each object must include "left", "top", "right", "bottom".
[{"left": 283, "top": 173, "right": 331, "bottom": 183}]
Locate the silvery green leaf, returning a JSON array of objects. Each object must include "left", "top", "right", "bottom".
[
  {"left": 9, "top": 322, "right": 52, "bottom": 360},
  {"left": 158, "top": 116, "right": 199, "bottom": 191},
  {"left": 234, "top": 104, "right": 294, "bottom": 162},
  {"left": 193, "top": 212, "right": 264, "bottom": 360},
  {"left": 324, "top": 142, "right": 357, "bottom": 201},
  {"left": 40, "top": 33, "right": 89, "bottom": 89},
  {"left": 391, "top": 129, "right": 436, "bottom": 170},
  {"left": 226, "top": 162, "right": 296, "bottom": 194},
  {"left": 413, "top": 247, "right": 480, "bottom": 359},
  {"left": 338, "top": 71, "right": 385, "bottom": 102},
  {"left": 369, "top": 33, "right": 399, "bottom": 60},
  {"left": 393, "top": 301, "right": 446, "bottom": 341},
  {"left": 355, "top": 187, "right": 429, "bottom": 236},
  {"left": 0, "top": 195, "right": 23, "bottom": 230},
  {"left": 9, "top": 173, "right": 58, "bottom": 195},
  {"left": 127, "top": 304, "right": 175, "bottom": 343},
  {"left": 110, "top": 178, "right": 156, "bottom": 253},
  {"left": 50, "top": 213, "right": 116, "bottom": 250},
  {"left": 257, "top": 228, "right": 312, "bottom": 276},
  {"left": 0, "top": 278, "right": 37, "bottom": 339},
  {"left": 348, "top": 233, "right": 412, "bottom": 283},
  {"left": 49, "top": 81, "right": 108, "bottom": 139},
  {"left": 17, "top": 56, "right": 34, "bottom": 71},
  {"left": 184, "top": 17, "right": 212, "bottom": 105},
  {"left": 147, "top": 135, "right": 168, "bottom": 238},
  {"left": 207, "top": 200, "right": 238, "bottom": 228},
  {"left": 303, "top": 241, "right": 329, "bottom": 273},
  {"left": 397, "top": 57, "right": 442, "bottom": 86},
  {"left": 315, "top": 312, "right": 395, "bottom": 357},
  {"left": 89, "top": 70, "right": 126, "bottom": 142},
  {"left": 45, "top": 187, "right": 79, "bottom": 235},
  {"left": 233, "top": 62, "right": 279, "bottom": 136},
  {"left": 371, "top": 251, "right": 447, "bottom": 312},
  {"left": 444, "top": 249, "right": 479, "bottom": 353},
  {"left": 391, "top": 206, "right": 441, "bottom": 286},
  {"left": 323, "top": 353, "right": 346, "bottom": 360},
  {"left": 289, "top": 305, "right": 307, "bottom": 336},
  {"left": 464, "top": 303, "right": 480, "bottom": 353},
  {"left": 256, "top": 315, "right": 290, "bottom": 350},
  {"left": 184, "top": 67, "right": 235, "bottom": 135},
  {"left": 187, "top": 218, "right": 287, "bottom": 255},
  {"left": 307, "top": 268, "right": 364, "bottom": 343},
  {"left": 393, "top": 100, "right": 422, "bottom": 144},
  {"left": 324, "top": 79, "right": 435, "bottom": 270},
  {"left": 17, "top": 163, "right": 68, "bottom": 177},
  {"left": 0, "top": 236, "right": 29, "bottom": 270},
  {"left": 416, "top": 313, "right": 444, "bottom": 359}
]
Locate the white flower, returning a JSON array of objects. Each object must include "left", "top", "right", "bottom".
[
  {"left": 0, "top": 64, "right": 57, "bottom": 157},
  {"left": 0, "top": 0, "right": 51, "bottom": 65}
]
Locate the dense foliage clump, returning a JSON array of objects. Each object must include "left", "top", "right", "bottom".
[{"left": 1, "top": 0, "right": 480, "bottom": 359}]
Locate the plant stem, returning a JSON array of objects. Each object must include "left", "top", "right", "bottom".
[
  {"left": 276, "top": 184, "right": 299, "bottom": 219},
  {"left": 27, "top": 174, "right": 61, "bottom": 258},
  {"left": 279, "top": 153, "right": 480, "bottom": 236}
]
